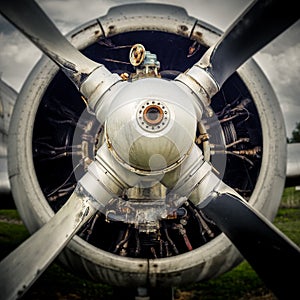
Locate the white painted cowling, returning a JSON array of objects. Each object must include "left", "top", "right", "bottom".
[{"left": 8, "top": 3, "right": 286, "bottom": 288}]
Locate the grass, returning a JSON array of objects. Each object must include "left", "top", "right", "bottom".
[
  {"left": 0, "top": 187, "right": 299, "bottom": 299},
  {"left": 280, "top": 186, "right": 300, "bottom": 208},
  {"left": 179, "top": 262, "right": 265, "bottom": 300},
  {"left": 178, "top": 205, "right": 300, "bottom": 300}
]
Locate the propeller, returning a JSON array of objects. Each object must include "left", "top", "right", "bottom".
[
  {"left": 0, "top": 0, "right": 121, "bottom": 98},
  {"left": 0, "top": 0, "right": 299, "bottom": 300},
  {"left": 199, "top": 191, "right": 300, "bottom": 299},
  {"left": 176, "top": 0, "right": 299, "bottom": 100},
  {"left": 0, "top": 187, "right": 101, "bottom": 300}
]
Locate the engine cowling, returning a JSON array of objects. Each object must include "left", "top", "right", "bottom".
[{"left": 8, "top": 3, "right": 286, "bottom": 288}]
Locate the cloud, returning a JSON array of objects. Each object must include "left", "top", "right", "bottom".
[
  {"left": 255, "top": 43, "right": 300, "bottom": 101},
  {"left": 36, "top": 0, "right": 111, "bottom": 33},
  {"left": 0, "top": 30, "right": 41, "bottom": 91},
  {"left": 254, "top": 39, "right": 300, "bottom": 137},
  {"left": 0, "top": 0, "right": 298, "bottom": 137}
]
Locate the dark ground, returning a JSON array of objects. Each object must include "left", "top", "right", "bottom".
[{"left": 1, "top": 187, "right": 299, "bottom": 299}]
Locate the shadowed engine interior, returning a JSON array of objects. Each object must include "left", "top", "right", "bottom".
[{"left": 32, "top": 30, "right": 262, "bottom": 259}]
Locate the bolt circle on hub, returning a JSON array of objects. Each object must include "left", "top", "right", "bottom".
[{"left": 137, "top": 100, "right": 170, "bottom": 132}]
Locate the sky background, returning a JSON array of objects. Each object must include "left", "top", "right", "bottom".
[{"left": 0, "top": 0, "right": 299, "bottom": 138}]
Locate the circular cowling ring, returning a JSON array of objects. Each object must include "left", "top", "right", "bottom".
[{"left": 8, "top": 5, "right": 287, "bottom": 289}]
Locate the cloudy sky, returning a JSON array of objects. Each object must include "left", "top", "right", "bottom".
[{"left": 0, "top": 0, "right": 299, "bottom": 137}]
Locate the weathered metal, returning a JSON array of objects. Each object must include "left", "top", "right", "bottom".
[{"left": 1, "top": 2, "right": 296, "bottom": 299}]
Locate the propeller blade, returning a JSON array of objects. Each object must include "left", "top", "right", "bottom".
[
  {"left": 198, "top": 191, "right": 300, "bottom": 299},
  {"left": 177, "top": 0, "right": 299, "bottom": 98},
  {"left": 0, "top": 187, "right": 98, "bottom": 300},
  {"left": 0, "top": 0, "right": 115, "bottom": 91}
]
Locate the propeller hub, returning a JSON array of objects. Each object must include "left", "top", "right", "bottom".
[{"left": 104, "top": 78, "right": 199, "bottom": 174}]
